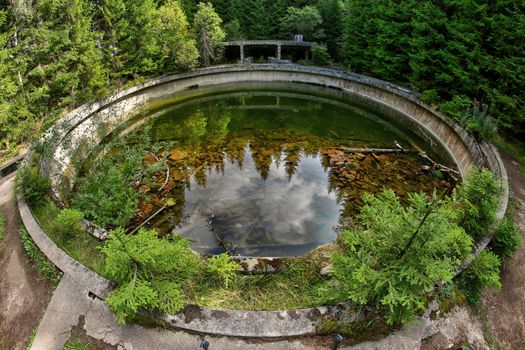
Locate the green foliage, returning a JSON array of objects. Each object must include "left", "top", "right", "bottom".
[
  {"left": 205, "top": 253, "right": 240, "bottom": 288},
  {"left": 332, "top": 190, "right": 473, "bottom": 325},
  {"left": 460, "top": 103, "right": 497, "bottom": 141},
  {"left": 224, "top": 19, "right": 244, "bottom": 41},
  {"left": 101, "top": 228, "right": 198, "bottom": 323},
  {"left": 342, "top": 0, "right": 525, "bottom": 136},
  {"left": 20, "top": 226, "right": 62, "bottom": 285},
  {"left": 16, "top": 165, "right": 51, "bottom": 207},
  {"left": 491, "top": 217, "right": 522, "bottom": 259},
  {"left": 62, "top": 338, "right": 92, "bottom": 350},
  {"left": 151, "top": 0, "right": 199, "bottom": 71},
  {"left": 193, "top": 2, "right": 225, "bottom": 65},
  {"left": 312, "top": 43, "right": 331, "bottom": 66},
  {"left": 0, "top": 212, "right": 5, "bottom": 241},
  {"left": 281, "top": 5, "right": 324, "bottom": 41},
  {"left": 458, "top": 170, "right": 501, "bottom": 239},
  {"left": 457, "top": 250, "right": 501, "bottom": 305},
  {"left": 0, "top": 0, "right": 199, "bottom": 160},
  {"left": 52, "top": 208, "right": 84, "bottom": 240},
  {"left": 32, "top": 198, "right": 106, "bottom": 276},
  {"left": 72, "top": 165, "right": 139, "bottom": 228},
  {"left": 316, "top": 0, "right": 344, "bottom": 59}
]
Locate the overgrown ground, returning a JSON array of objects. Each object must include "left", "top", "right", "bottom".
[
  {"left": 480, "top": 152, "right": 525, "bottom": 349},
  {"left": 0, "top": 174, "right": 53, "bottom": 350}
]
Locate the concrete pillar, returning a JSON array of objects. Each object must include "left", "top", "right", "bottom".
[
  {"left": 240, "top": 45, "right": 244, "bottom": 62},
  {"left": 277, "top": 44, "right": 281, "bottom": 61}
]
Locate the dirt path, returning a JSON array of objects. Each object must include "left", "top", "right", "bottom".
[
  {"left": 481, "top": 152, "right": 525, "bottom": 350},
  {"left": 0, "top": 173, "right": 54, "bottom": 350}
]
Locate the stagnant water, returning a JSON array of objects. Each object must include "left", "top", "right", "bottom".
[{"left": 100, "top": 83, "right": 455, "bottom": 257}]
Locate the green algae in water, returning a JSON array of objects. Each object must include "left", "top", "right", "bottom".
[{"left": 106, "top": 86, "right": 455, "bottom": 257}]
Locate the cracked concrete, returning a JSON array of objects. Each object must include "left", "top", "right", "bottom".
[
  {"left": 30, "top": 276, "right": 93, "bottom": 350},
  {"left": 30, "top": 273, "right": 489, "bottom": 350}
]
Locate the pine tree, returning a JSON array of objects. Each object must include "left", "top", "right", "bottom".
[{"left": 193, "top": 2, "right": 225, "bottom": 65}]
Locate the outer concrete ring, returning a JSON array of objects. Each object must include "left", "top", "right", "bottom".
[{"left": 17, "top": 65, "right": 508, "bottom": 338}]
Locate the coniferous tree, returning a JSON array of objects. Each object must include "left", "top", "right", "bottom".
[
  {"left": 193, "top": 2, "right": 225, "bottom": 65},
  {"left": 317, "top": 0, "right": 344, "bottom": 58}
]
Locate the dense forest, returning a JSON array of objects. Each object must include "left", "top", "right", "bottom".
[{"left": 0, "top": 0, "right": 524, "bottom": 161}]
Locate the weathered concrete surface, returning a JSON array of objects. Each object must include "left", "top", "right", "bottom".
[
  {"left": 351, "top": 307, "right": 488, "bottom": 350},
  {"left": 17, "top": 193, "right": 113, "bottom": 299},
  {"left": 30, "top": 276, "right": 93, "bottom": 350},
  {"left": 43, "top": 65, "right": 488, "bottom": 200},
  {"left": 84, "top": 298, "right": 320, "bottom": 350},
  {"left": 31, "top": 276, "right": 489, "bottom": 350}
]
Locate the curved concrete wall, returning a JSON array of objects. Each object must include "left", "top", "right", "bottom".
[
  {"left": 22, "top": 64, "right": 508, "bottom": 338},
  {"left": 43, "top": 64, "right": 491, "bottom": 199}
]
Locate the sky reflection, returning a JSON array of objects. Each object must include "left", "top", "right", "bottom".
[{"left": 176, "top": 147, "right": 341, "bottom": 256}]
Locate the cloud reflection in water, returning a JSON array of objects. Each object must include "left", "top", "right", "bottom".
[{"left": 176, "top": 147, "right": 341, "bottom": 256}]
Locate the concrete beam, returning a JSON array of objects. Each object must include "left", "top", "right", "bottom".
[{"left": 224, "top": 40, "right": 315, "bottom": 47}]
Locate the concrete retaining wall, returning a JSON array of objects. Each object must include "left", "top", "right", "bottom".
[
  {"left": 18, "top": 64, "right": 508, "bottom": 338},
  {"left": 42, "top": 64, "right": 488, "bottom": 200}
]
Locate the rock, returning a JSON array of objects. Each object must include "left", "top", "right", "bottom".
[
  {"left": 169, "top": 149, "right": 187, "bottom": 161},
  {"left": 320, "top": 264, "right": 333, "bottom": 277}
]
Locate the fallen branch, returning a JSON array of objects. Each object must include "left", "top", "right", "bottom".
[
  {"left": 129, "top": 206, "right": 167, "bottom": 235},
  {"left": 395, "top": 140, "right": 460, "bottom": 180},
  {"left": 327, "top": 147, "right": 418, "bottom": 154}
]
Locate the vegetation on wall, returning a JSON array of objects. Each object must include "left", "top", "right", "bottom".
[
  {"left": 0, "top": 212, "right": 5, "bottom": 241},
  {"left": 19, "top": 226, "right": 62, "bottom": 285}
]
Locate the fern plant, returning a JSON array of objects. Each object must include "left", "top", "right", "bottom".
[
  {"left": 205, "top": 253, "right": 240, "bottom": 288},
  {"left": 101, "top": 228, "right": 198, "bottom": 323}
]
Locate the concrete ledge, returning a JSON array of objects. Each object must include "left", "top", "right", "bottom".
[
  {"left": 0, "top": 152, "right": 27, "bottom": 177},
  {"left": 17, "top": 192, "right": 113, "bottom": 299},
  {"left": 42, "top": 65, "right": 484, "bottom": 200},
  {"left": 17, "top": 65, "right": 509, "bottom": 338}
]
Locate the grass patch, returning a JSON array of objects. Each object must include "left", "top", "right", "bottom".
[
  {"left": 492, "top": 134, "right": 525, "bottom": 175},
  {"left": 20, "top": 226, "right": 62, "bottom": 285},
  {"left": 25, "top": 327, "right": 37, "bottom": 350},
  {"left": 63, "top": 338, "right": 96, "bottom": 350},
  {"left": 31, "top": 198, "right": 106, "bottom": 277},
  {"left": 186, "top": 245, "right": 346, "bottom": 310},
  {"left": 0, "top": 212, "right": 5, "bottom": 241}
]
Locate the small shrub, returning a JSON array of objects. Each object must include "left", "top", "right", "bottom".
[
  {"left": 205, "top": 253, "right": 239, "bottom": 288},
  {"left": 439, "top": 95, "right": 472, "bottom": 123},
  {"left": 332, "top": 190, "right": 473, "bottom": 325},
  {"left": 20, "top": 227, "right": 62, "bottom": 285},
  {"left": 16, "top": 166, "right": 51, "bottom": 207},
  {"left": 457, "top": 250, "right": 501, "bottom": 305},
  {"left": 72, "top": 165, "right": 139, "bottom": 228},
  {"left": 458, "top": 169, "right": 501, "bottom": 239},
  {"left": 491, "top": 217, "right": 522, "bottom": 259},
  {"left": 312, "top": 44, "right": 332, "bottom": 66},
  {"left": 101, "top": 228, "right": 198, "bottom": 323},
  {"left": 461, "top": 103, "right": 497, "bottom": 140},
  {"left": 52, "top": 209, "right": 85, "bottom": 240}
]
